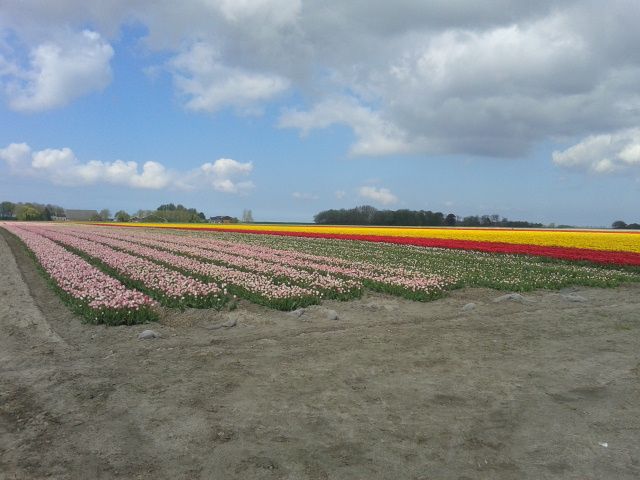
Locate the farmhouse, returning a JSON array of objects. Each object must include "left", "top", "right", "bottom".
[
  {"left": 209, "top": 215, "right": 236, "bottom": 224},
  {"left": 64, "top": 209, "right": 98, "bottom": 221}
]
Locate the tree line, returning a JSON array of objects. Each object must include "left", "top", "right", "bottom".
[
  {"left": 612, "top": 220, "right": 640, "bottom": 230},
  {"left": 0, "top": 201, "right": 65, "bottom": 221},
  {"left": 314, "top": 205, "right": 544, "bottom": 228},
  {"left": 114, "top": 203, "right": 209, "bottom": 223},
  {"left": 0, "top": 201, "right": 228, "bottom": 224}
]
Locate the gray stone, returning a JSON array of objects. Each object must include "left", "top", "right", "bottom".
[
  {"left": 288, "top": 308, "right": 306, "bottom": 318},
  {"left": 561, "top": 293, "right": 588, "bottom": 302},
  {"left": 222, "top": 317, "right": 237, "bottom": 328},
  {"left": 137, "top": 329, "right": 160, "bottom": 340},
  {"left": 326, "top": 309, "right": 339, "bottom": 321},
  {"left": 462, "top": 302, "right": 476, "bottom": 311},
  {"left": 493, "top": 293, "right": 525, "bottom": 303},
  {"left": 206, "top": 316, "right": 238, "bottom": 330}
]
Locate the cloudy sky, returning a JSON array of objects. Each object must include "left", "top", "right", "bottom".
[{"left": 1, "top": 0, "right": 639, "bottom": 225}]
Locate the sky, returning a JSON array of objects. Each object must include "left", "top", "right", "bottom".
[{"left": 1, "top": 1, "right": 639, "bottom": 226}]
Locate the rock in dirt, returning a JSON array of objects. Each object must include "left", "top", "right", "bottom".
[
  {"left": 462, "top": 302, "right": 476, "bottom": 311},
  {"left": 561, "top": 293, "right": 588, "bottom": 302},
  {"left": 288, "top": 308, "right": 306, "bottom": 318},
  {"left": 326, "top": 309, "right": 339, "bottom": 321},
  {"left": 222, "top": 317, "right": 237, "bottom": 328},
  {"left": 206, "top": 317, "right": 238, "bottom": 330},
  {"left": 493, "top": 293, "right": 526, "bottom": 303},
  {"left": 137, "top": 329, "right": 160, "bottom": 340}
]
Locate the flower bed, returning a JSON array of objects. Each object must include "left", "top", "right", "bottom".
[
  {"left": 4, "top": 224, "right": 157, "bottom": 325},
  {"left": 84, "top": 228, "right": 362, "bottom": 300},
  {"left": 29, "top": 226, "right": 225, "bottom": 309},
  {"left": 103, "top": 223, "right": 640, "bottom": 266},
  {"left": 41, "top": 226, "right": 319, "bottom": 310},
  {"left": 82, "top": 226, "right": 456, "bottom": 301}
]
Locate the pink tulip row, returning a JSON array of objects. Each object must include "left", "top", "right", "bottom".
[
  {"left": 81, "top": 227, "right": 361, "bottom": 297},
  {"left": 90, "top": 226, "right": 455, "bottom": 297},
  {"left": 4, "top": 223, "right": 157, "bottom": 324},
  {"left": 41, "top": 226, "right": 320, "bottom": 309},
  {"left": 27, "top": 226, "right": 223, "bottom": 308}
]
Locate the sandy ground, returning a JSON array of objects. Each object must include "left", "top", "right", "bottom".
[{"left": 1, "top": 229, "right": 639, "bottom": 480}]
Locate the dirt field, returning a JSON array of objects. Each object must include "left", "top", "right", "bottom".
[{"left": 1, "top": 229, "right": 639, "bottom": 480}]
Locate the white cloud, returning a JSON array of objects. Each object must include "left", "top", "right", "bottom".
[
  {"left": 552, "top": 129, "right": 640, "bottom": 174},
  {"left": 0, "top": 142, "right": 31, "bottom": 168},
  {"left": 208, "top": 178, "right": 254, "bottom": 194},
  {"left": 335, "top": 190, "right": 346, "bottom": 200},
  {"left": 3, "top": 30, "right": 113, "bottom": 112},
  {"left": 0, "top": 142, "right": 254, "bottom": 193},
  {"left": 73, "top": 160, "right": 172, "bottom": 189},
  {"left": 2, "top": 1, "right": 640, "bottom": 160},
  {"left": 170, "top": 42, "right": 289, "bottom": 114},
  {"left": 279, "top": 96, "right": 412, "bottom": 156},
  {"left": 358, "top": 186, "right": 398, "bottom": 205},
  {"left": 196, "top": 158, "right": 254, "bottom": 194},
  {"left": 292, "top": 191, "right": 319, "bottom": 200},
  {"left": 218, "top": 0, "right": 301, "bottom": 25},
  {"left": 201, "top": 157, "right": 253, "bottom": 177},
  {"left": 32, "top": 147, "right": 76, "bottom": 170}
]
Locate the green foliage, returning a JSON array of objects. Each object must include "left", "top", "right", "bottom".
[
  {"left": 2, "top": 201, "right": 66, "bottom": 221},
  {"left": 612, "top": 220, "right": 640, "bottom": 229},
  {"left": 1, "top": 201, "right": 16, "bottom": 219},
  {"left": 612, "top": 220, "right": 627, "bottom": 229},
  {"left": 459, "top": 215, "right": 544, "bottom": 228},
  {"left": 445, "top": 213, "right": 457, "bottom": 226},
  {"left": 115, "top": 210, "right": 131, "bottom": 222},
  {"left": 315, "top": 205, "right": 449, "bottom": 226},
  {"left": 17, "top": 206, "right": 43, "bottom": 221},
  {"left": 152, "top": 203, "right": 206, "bottom": 223},
  {"left": 99, "top": 209, "right": 111, "bottom": 221},
  {"left": 313, "top": 205, "right": 543, "bottom": 227}
]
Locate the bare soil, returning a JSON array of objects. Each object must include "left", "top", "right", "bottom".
[{"left": 1, "top": 229, "right": 639, "bottom": 480}]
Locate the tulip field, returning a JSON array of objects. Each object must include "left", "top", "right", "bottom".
[
  {"left": 2, "top": 222, "right": 639, "bottom": 325},
  {"left": 110, "top": 222, "right": 640, "bottom": 266}
]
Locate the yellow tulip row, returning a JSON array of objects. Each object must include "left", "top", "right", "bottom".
[{"left": 106, "top": 223, "right": 640, "bottom": 254}]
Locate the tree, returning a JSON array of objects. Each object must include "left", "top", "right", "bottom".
[
  {"left": 115, "top": 210, "right": 131, "bottom": 222},
  {"left": 99, "top": 209, "right": 111, "bottom": 221},
  {"left": 612, "top": 220, "right": 627, "bottom": 229},
  {"left": 46, "top": 204, "right": 65, "bottom": 217},
  {"left": 17, "top": 206, "right": 42, "bottom": 221},
  {"left": 445, "top": 213, "right": 457, "bottom": 226},
  {"left": 0, "top": 201, "right": 16, "bottom": 219},
  {"left": 242, "top": 209, "right": 254, "bottom": 223}
]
